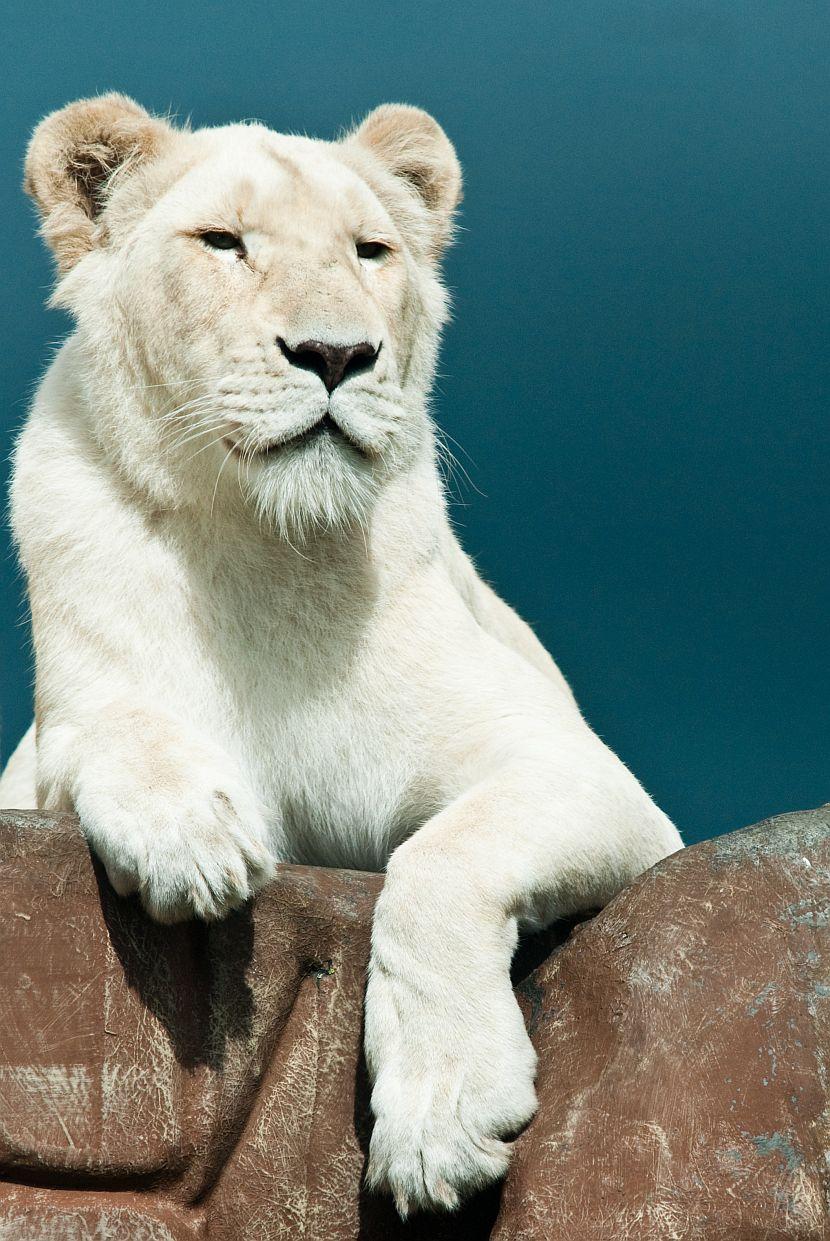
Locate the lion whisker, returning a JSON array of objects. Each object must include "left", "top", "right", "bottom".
[{"left": 210, "top": 443, "right": 236, "bottom": 517}]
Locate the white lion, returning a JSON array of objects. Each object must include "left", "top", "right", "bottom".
[{"left": 0, "top": 95, "right": 682, "bottom": 1216}]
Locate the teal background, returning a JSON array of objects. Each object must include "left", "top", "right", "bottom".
[{"left": 1, "top": 2, "right": 828, "bottom": 843}]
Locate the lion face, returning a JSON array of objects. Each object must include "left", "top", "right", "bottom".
[{"left": 24, "top": 96, "right": 462, "bottom": 534}]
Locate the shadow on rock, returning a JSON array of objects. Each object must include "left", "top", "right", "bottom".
[{"left": 94, "top": 858, "right": 256, "bottom": 1072}]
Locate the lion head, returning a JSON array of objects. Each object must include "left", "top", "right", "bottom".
[{"left": 24, "top": 94, "right": 462, "bottom": 535}]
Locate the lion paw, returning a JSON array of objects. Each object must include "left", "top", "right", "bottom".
[
  {"left": 364, "top": 963, "right": 537, "bottom": 1216},
  {"left": 73, "top": 727, "right": 275, "bottom": 922}
]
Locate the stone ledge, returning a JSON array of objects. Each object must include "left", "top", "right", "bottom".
[{"left": 0, "top": 807, "right": 827, "bottom": 1239}]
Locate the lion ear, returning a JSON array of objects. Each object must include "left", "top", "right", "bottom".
[
  {"left": 24, "top": 93, "right": 174, "bottom": 272},
  {"left": 348, "top": 104, "right": 462, "bottom": 257}
]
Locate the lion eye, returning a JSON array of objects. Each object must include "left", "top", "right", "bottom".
[
  {"left": 356, "top": 241, "right": 389, "bottom": 260},
  {"left": 200, "top": 230, "right": 244, "bottom": 252}
]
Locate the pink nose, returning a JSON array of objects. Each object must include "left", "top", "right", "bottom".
[{"left": 277, "top": 338, "right": 379, "bottom": 392}]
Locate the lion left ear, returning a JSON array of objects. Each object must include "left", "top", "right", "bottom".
[
  {"left": 346, "top": 104, "right": 462, "bottom": 257},
  {"left": 24, "top": 93, "right": 175, "bottom": 273}
]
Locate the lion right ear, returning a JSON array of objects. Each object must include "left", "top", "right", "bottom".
[
  {"left": 24, "top": 94, "right": 174, "bottom": 272},
  {"left": 346, "top": 105, "right": 462, "bottom": 259}
]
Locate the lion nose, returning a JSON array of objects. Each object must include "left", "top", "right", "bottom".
[{"left": 277, "top": 338, "right": 379, "bottom": 392}]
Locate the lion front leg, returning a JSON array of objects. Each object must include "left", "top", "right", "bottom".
[{"left": 364, "top": 744, "right": 681, "bottom": 1216}]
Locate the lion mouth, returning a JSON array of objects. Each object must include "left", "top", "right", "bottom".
[
  {"left": 283, "top": 414, "right": 347, "bottom": 451},
  {"left": 225, "top": 414, "right": 365, "bottom": 459}
]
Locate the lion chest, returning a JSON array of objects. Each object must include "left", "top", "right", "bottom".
[
  {"left": 246, "top": 679, "right": 434, "bottom": 870},
  {"left": 184, "top": 606, "right": 439, "bottom": 870}
]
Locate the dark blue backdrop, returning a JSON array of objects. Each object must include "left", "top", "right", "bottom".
[{"left": 2, "top": 2, "right": 828, "bottom": 844}]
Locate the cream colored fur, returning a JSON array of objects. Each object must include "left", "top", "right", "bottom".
[{"left": 0, "top": 95, "right": 682, "bottom": 1216}]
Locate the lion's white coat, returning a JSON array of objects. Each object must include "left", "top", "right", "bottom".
[{"left": 0, "top": 96, "right": 682, "bottom": 1216}]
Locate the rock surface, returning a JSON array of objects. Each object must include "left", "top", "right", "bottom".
[{"left": 0, "top": 807, "right": 827, "bottom": 1239}]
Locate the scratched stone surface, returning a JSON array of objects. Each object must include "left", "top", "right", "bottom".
[{"left": 0, "top": 807, "right": 827, "bottom": 1240}]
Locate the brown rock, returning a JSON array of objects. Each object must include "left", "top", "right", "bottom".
[{"left": 0, "top": 806, "right": 827, "bottom": 1239}]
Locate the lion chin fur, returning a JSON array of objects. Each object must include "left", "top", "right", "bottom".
[{"left": 0, "top": 95, "right": 682, "bottom": 1217}]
